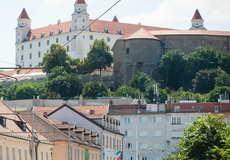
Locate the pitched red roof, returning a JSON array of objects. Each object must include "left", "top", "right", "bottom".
[
  {"left": 120, "top": 28, "right": 160, "bottom": 40},
  {"left": 75, "top": 0, "right": 86, "bottom": 4},
  {"left": 149, "top": 30, "right": 230, "bottom": 36},
  {"left": 26, "top": 19, "right": 173, "bottom": 41},
  {"left": 112, "top": 16, "right": 119, "bottom": 22},
  {"left": 192, "top": 9, "right": 202, "bottom": 20},
  {"left": 19, "top": 8, "right": 30, "bottom": 19}
]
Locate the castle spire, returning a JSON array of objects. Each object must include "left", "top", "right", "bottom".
[
  {"left": 112, "top": 16, "right": 119, "bottom": 22},
  {"left": 192, "top": 9, "right": 202, "bottom": 20},
  {"left": 18, "top": 8, "right": 30, "bottom": 19},
  {"left": 189, "top": 9, "right": 206, "bottom": 30},
  {"left": 75, "top": 0, "right": 86, "bottom": 4}
]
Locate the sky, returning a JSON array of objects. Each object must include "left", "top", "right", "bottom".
[{"left": 1, "top": 0, "right": 230, "bottom": 67}]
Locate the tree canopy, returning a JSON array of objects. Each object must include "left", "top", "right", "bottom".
[
  {"left": 129, "top": 72, "right": 152, "bottom": 92},
  {"left": 82, "top": 81, "right": 109, "bottom": 99},
  {"left": 173, "top": 114, "right": 230, "bottom": 160}
]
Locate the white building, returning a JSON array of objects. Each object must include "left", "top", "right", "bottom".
[
  {"left": 48, "top": 104, "right": 124, "bottom": 160},
  {"left": 15, "top": 0, "right": 171, "bottom": 67}
]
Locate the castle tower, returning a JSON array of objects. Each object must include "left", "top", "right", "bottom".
[
  {"left": 72, "top": 0, "right": 89, "bottom": 31},
  {"left": 189, "top": 9, "right": 207, "bottom": 30},
  {"left": 15, "top": 8, "right": 31, "bottom": 43}
]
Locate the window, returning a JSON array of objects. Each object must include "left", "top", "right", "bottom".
[
  {"left": 193, "top": 41, "right": 195, "bottom": 45},
  {"left": 22, "top": 45, "right": 24, "bottom": 50},
  {"left": 141, "top": 157, "right": 147, "bottom": 160},
  {"left": 104, "top": 28, "right": 109, "bottom": 33},
  {"left": 47, "top": 50, "right": 49, "bottom": 53},
  {"left": 21, "top": 55, "right": 23, "bottom": 61},
  {"left": 47, "top": 40, "right": 49, "bottom": 45},
  {"left": 56, "top": 38, "right": 59, "bottom": 43},
  {"left": 139, "top": 130, "right": 147, "bottom": 137},
  {"left": 30, "top": 64, "right": 32, "bottom": 67},
  {"left": 117, "top": 29, "right": 122, "bottom": 34},
  {"left": 67, "top": 36, "right": 69, "bottom": 41},
  {"left": 41, "top": 152, "right": 44, "bottom": 160},
  {"left": 38, "top": 52, "right": 41, "bottom": 58},
  {"left": 30, "top": 44, "right": 32, "bottom": 49},
  {"left": 166, "top": 41, "right": 168, "bottom": 46},
  {"left": 107, "top": 37, "right": 110, "bottom": 42},
  {"left": 29, "top": 53, "right": 32, "bottom": 59},
  {"left": 153, "top": 117, "right": 161, "bottom": 123},
  {"left": 174, "top": 106, "right": 180, "bottom": 112},
  {"left": 171, "top": 131, "right": 183, "bottom": 138},
  {"left": 126, "top": 156, "right": 133, "bottom": 160},
  {"left": 106, "top": 136, "right": 108, "bottom": 147},
  {"left": 32, "top": 35, "right": 36, "bottom": 40},
  {"left": 90, "top": 35, "right": 93, "bottom": 40},
  {"left": 12, "top": 148, "right": 16, "bottom": 160},
  {"left": 24, "top": 150, "right": 28, "bottom": 160},
  {"left": 126, "top": 48, "right": 129, "bottom": 54},
  {"left": 224, "top": 42, "right": 227, "bottom": 46},
  {"left": 152, "top": 130, "right": 162, "bottom": 136},
  {"left": 139, "top": 117, "right": 147, "bottom": 123},
  {"left": 38, "top": 42, "right": 41, "bottom": 47},
  {"left": 172, "top": 117, "right": 181, "bottom": 124},
  {"left": 191, "top": 117, "right": 198, "bottom": 123},
  {"left": 139, "top": 143, "right": 147, "bottom": 150},
  {"left": 153, "top": 143, "right": 162, "bottom": 149},
  {"left": 46, "top": 152, "right": 48, "bottom": 160},
  {"left": 67, "top": 46, "right": 69, "bottom": 52},
  {"left": 0, "top": 145, "right": 2, "bottom": 160},
  {"left": 125, "top": 117, "right": 133, "bottom": 124},
  {"left": 197, "top": 106, "right": 203, "bottom": 112},
  {"left": 125, "top": 130, "right": 133, "bottom": 137},
  {"left": 83, "top": 19, "right": 85, "bottom": 22},
  {"left": 214, "top": 106, "right": 219, "bottom": 113},
  {"left": 209, "top": 41, "right": 212, "bottom": 45},
  {"left": 6, "top": 147, "right": 9, "bottom": 160}
]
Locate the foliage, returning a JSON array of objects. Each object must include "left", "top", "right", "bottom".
[
  {"left": 68, "top": 57, "right": 80, "bottom": 66},
  {"left": 77, "top": 58, "right": 94, "bottom": 75},
  {"left": 215, "top": 69, "right": 230, "bottom": 87},
  {"left": 159, "top": 50, "right": 186, "bottom": 90},
  {"left": 113, "top": 85, "right": 140, "bottom": 99},
  {"left": 82, "top": 81, "right": 109, "bottom": 99},
  {"left": 168, "top": 87, "right": 185, "bottom": 103},
  {"left": 173, "top": 114, "right": 230, "bottom": 160},
  {"left": 34, "top": 80, "right": 50, "bottom": 99},
  {"left": 129, "top": 72, "right": 152, "bottom": 92},
  {"left": 42, "top": 43, "right": 72, "bottom": 73},
  {"left": 0, "top": 84, "right": 7, "bottom": 100},
  {"left": 86, "top": 39, "right": 113, "bottom": 76},
  {"left": 47, "top": 66, "right": 83, "bottom": 99},
  {"left": 207, "top": 86, "right": 230, "bottom": 102}
]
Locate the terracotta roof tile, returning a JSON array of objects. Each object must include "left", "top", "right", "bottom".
[
  {"left": 120, "top": 28, "right": 160, "bottom": 40},
  {"left": 192, "top": 9, "right": 202, "bottom": 20},
  {"left": 0, "top": 69, "right": 43, "bottom": 79},
  {"left": 19, "top": 8, "right": 30, "bottom": 19},
  {"left": 75, "top": 0, "right": 86, "bottom": 4}
]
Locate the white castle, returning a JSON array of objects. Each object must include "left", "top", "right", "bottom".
[{"left": 15, "top": 0, "right": 171, "bottom": 68}]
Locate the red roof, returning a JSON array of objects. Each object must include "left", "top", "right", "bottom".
[
  {"left": 75, "top": 0, "right": 86, "bottom": 4},
  {"left": 26, "top": 19, "right": 173, "bottom": 41},
  {"left": 192, "top": 9, "right": 202, "bottom": 20},
  {"left": 149, "top": 30, "right": 230, "bottom": 36},
  {"left": 120, "top": 28, "right": 160, "bottom": 40},
  {"left": 112, "top": 16, "right": 119, "bottom": 22},
  {"left": 19, "top": 8, "right": 30, "bottom": 19}
]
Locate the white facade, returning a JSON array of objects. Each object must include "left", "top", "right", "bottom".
[
  {"left": 15, "top": 2, "right": 122, "bottom": 67},
  {"left": 48, "top": 105, "right": 123, "bottom": 160},
  {"left": 110, "top": 112, "right": 207, "bottom": 160}
]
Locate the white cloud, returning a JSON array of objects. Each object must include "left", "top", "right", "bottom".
[{"left": 119, "top": 0, "right": 230, "bottom": 30}]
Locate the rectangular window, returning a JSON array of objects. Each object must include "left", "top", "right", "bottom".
[
  {"left": 107, "top": 37, "right": 110, "bottom": 42},
  {"left": 41, "top": 152, "right": 44, "bottom": 160},
  {"left": 126, "top": 156, "right": 133, "bottom": 160},
  {"left": 171, "top": 131, "right": 183, "bottom": 138},
  {"left": 153, "top": 143, "right": 162, "bottom": 149},
  {"left": 19, "top": 149, "right": 22, "bottom": 160},
  {"left": 139, "top": 143, "right": 147, "bottom": 150},
  {"left": 125, "top": 117, "right": 133, "bottom": 124},
  {"left": 24, "top": 150, "right": 27, "bottom": 160},
  {"left": 47, "top": 50, "right": 49, "bottom": 53},
  {"left": 125, "top": 130, "right": 133, "bottom": 137},
  {"left": 6, "top": 147, "right": 9, "bottom": 160},
  {"left": 125, "top": 143, "right": 132, "bottom": 149},
  {"left": 139, "top": 130, "right": 147, "bottom": 136},
  {"left": 67, "top": 36, "right": 69, "bottom": 41},
  {"left": 172, "top": 117, "right": 181, "bottom": 124},
  {"left": 152, "top": 130, "right": 162, "bottom": 136},
  {"left": 214, "top": 106, "right": 219, "bottom": 113},
  {"left": 30, "top": 44, "right": 32, "bottom": 49},
  {"left": 153, "top": 117, "right": 161, "bottom": 123},
  {"left": 21, "top": 55, "right": 23, "bottom": 61},
  {"left": 38, "top": 52, "right": 41, "bottom": 58},
  {"left": 90, "top": 35, "right": 93, "bottom": 40},
  {"left": 67, "top": 46, "right": 69, "bottom": 52},
  {"left": 139, "top": 117, "right": 147, "bottom": 123},
  {"left": 174, "top": 106, "right": 180, "bottom": 112},
  {"left": 56, "top": 38, "right": 59, "bottom": 43},
  {"left": 38, "top": 42, "right": 41, "bottom": 47},
  {"left": 47, "top": 40, "right": 49, "bottom": 45},
  {"left": 29, "top": 53, "right": 32, "bottom": 59},
  {"left": 22, "top": 45, "right": 24, "bottom": 50},
  {"left": 197, "top": 106, "right": 203, "bottom": 112}
]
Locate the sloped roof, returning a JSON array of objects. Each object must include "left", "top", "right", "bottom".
[
  {"left": 120, "top": 28, "right": 160, "bottom": 40},
  {"left": 149, "top": 30, "right": 230, "bottom": 36},
  {"left": 0, "top": 69, "right": 43, "bottom": 79},
  {"left": 19, "top": 8, "right": 30, "bottom": 19},
  {"left": 112, "top": 16, "right": 119, "bottom": 22},
  {"left": 26, "top": 19, "right": 173, "bottom": 41},
  {"left": 75, "top": 0, "right": 86, "bottom": 4},
  {"left": 192, "top": 9, "right": 202, "bottom": 20}
]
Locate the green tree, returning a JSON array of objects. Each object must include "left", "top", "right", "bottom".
[
  {"left": 42, "top": 43, "right": 72, "bottom": 73},
  {"left": 82, "top": 81, "right": 109, "bottom": 99},
  {"left": 86, "top": 39, "right": 113, "bottom": 76},
  {"left": 0, "top": 84, "right": 7, "bottom": 100},
  {"left": 159, "top": 50, "right": 186, "bottom": 90},
  {"left": 47, "top": 66, "right": 83, "bottom": 99},
  {"left": 129, "top": 72, "right": 152, "bottom": 92},
  {"left": 215, "top": 70, "right": 230, "bottom": 87},
  {"left": 113, "top": 85, "right": 139, "bottom": 99},
  {"left": 207, "top": 86, "right": 230, "bottom": 102},
  {"left": 77, "top": 58, "right": 94, "bottom": 75},
  {"left": 173, "top": 114, "right": 230, "bottom": 160}
]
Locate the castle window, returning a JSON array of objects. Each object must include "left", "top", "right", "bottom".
[
  {"left": 90, "top": 35, "right": 93, "bottom": 40},
  {"left": 29, "top": 53, "right": 32, "bottom": 59},
  {"left": 193, "top": 41, "right": 195, "bottom": 45},
  {"left": 47, "top": 40, "right": 49, "bottom": 45},
  {"left": 75, "top": 19, "right": 76, "bottom": 22},
  {"left": 126, "top": 48, "right": 129, "bottom": 54},
  {"left": 224, "top": 42, "right": 227, "bottom": 46},
  {"left": 209, "top": 41, "right": 212, "bottom": 45},
  {"left": 166, "top": 41, "right": 168, "bottom": 46},
  {"left": 0, "top": 116, "right": 6, "bottom": 128},
  {"left": 38, "top": 42, "right": 41, "bottom": 47},
  {"left": 89, "top": 27, "right": 91, "bottom": 31},
  {"left": 56, "top": 38, "right": 59, "bottom": 43},
  {"left": 107, "top": 37, "right": 110, "bottom": 42},
  {"left": 21, "top": 45, "right": 24, "bottom": 50},
  {"left": 137, "top": 62, "right": 143, "bottom": 67},
  {"left": 83, "top": 19, "right": 85, "bottom": 22},
  {"left": 38, "top": 52, "right": 41, "bottom": 58},
  {"left": 117, "top": 29, "right": 122, "bottom": 34},
  {"left": 30, "top": 64, "right": 32, "bottom": 67},
  {"left": 67, "top": 36, "right": 69, "bottom": 41},
  {"left": 21, "top": 55, "right": 23, "bottom": 61},
  {"left": 67, "top": 46, "right": 69, "bottom": 52},
  {"left": 30, "top": 44, "right": 32, "bottom": 49},
  {"left": 104, "top": 28, "right": 109, "bottom": 33}
]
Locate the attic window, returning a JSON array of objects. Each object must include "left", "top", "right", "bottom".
[
  {"left": 104, "top": 28, "right": 109, "bottom": 33},
  {"left": 0, "top": 116, "right": 6, "bottom": 128},
  {"left": 32, "top": 35, "right": 36, "bottom": 40},
  {"left": 24, "top": 37, "right": 28, "bottom": 41},
  {"left": 117, "top": 29, "right": 122, "bottom": 34},
  {"left": 58, "top": 29, "right": 63, "bottom": 34},
  {"left": 49, "top": 31, "right": 53, "bottom": 36},
  {"left": 15, "top": 121, "right": 26, "bottom": 132},
  {"left": 41, "top": 33, "right": 45, "bottom": 38},
  {"left": 89, "top": 26, "right": 91, "bottom": 31}
]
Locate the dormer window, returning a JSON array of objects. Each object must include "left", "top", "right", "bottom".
[
  {"left": 0, "top": 116, "right": 6, "bottom": 128},
  {"left": 69, "top": 27, "right": 72, "bottom": 32},
  {"left": 104, "top": 28, "right": 109, "bottom": 33},
  {"left": 49, "top": 31, "right": 53, "bottom": 36},
  {"left": 41, "top": 33, "right": 45, "bottom": 38},
  {"left": 24, "top": 37, "right": 28, "bottom": 41},
  {"left": 15, "top": 121, "right": 26, "bottom": 132},
  {"left": 89, "top": 26, "right": 91, "bottom": 31},
  {"left": 117, "top": 29, "right": 122, "bottom": 34},
  {"left": 32, "top": 35, "right": 36, "bottom": 40},
  {"left": 58, "top": 29, "right": 63, "bottom": 34}
]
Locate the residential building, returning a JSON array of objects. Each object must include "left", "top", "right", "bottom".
[{"left": 0, "top": 101, "right": 53, "bottom": 160}]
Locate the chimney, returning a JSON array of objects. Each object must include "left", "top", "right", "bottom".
[
  {"left": 166, "top": 100, "right": 171, "bottom": 112},
  {"left": 79, "top": 95, "right": 83, "bottom": 106},
  {"left": 84, "top": 130, "right": 92, "bottom": 141},
  {"left": 137, "top": 94, "right": 141, "bottom": 113},
  {"left": 17, "top": 69, "right": 20, "bottom": 74},
  {"left": 90, "top": 109, "right": 95, "bottom": 115},
  {"left": 75, "top": 128, "right": 85, "bottom": 141},
  {"left": 43, "top": 112, "right": 48, "bottom": 118}
]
